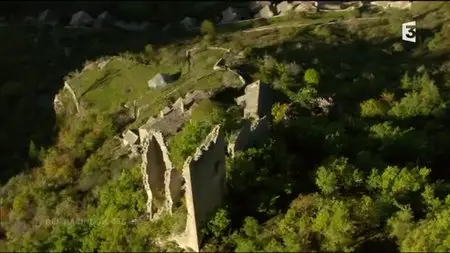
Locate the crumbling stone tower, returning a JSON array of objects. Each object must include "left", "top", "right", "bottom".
[{"left": 173, "top": 125, "right": 226, "bottom": 251}]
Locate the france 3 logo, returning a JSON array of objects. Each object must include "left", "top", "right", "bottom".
[{"left": 402, "top": 21, "right": 416, "bottom": 43}]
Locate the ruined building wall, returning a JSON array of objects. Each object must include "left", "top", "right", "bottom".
[
  {"left": 228, "top": 116, "right": 270, "bottom": 157},
  {"left": 140, "top": 131, "right": 179, "bottom": 219},
  {"left": 146, "top": 135, "right": 167, "bottom": 214},
  {"left": 175, "top": 125, "right": 226, "bottom": 251}
]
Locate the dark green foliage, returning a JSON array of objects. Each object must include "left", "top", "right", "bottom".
[{"left": 3, "top": 3, "right": 450, "bottom": 252}]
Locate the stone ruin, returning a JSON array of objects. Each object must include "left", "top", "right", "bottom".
[
  {"left": 228, "top": 80, "right": 273, "bottom": 157},
  {"left": 172, "top": 125, "right": 226, "bottom": 251},
  {"left": 118, "top": 81, "right": 273, "bottom": 251}
]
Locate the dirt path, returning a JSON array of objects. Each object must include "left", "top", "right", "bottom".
[{"left": 242, "top": 17, "right": 384, "bottom": 33}]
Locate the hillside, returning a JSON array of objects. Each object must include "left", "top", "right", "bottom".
[{"left": 1, "top": 1, "right": 450, "bottom": 252}]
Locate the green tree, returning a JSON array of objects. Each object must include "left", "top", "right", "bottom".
[
  {"left": 207, "top": 208, "right": 231, "bottom": 238},
  {"left": 315, "top": 157, "right": 364, "bottom": 195}
]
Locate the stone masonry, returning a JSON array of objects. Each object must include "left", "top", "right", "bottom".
[
  {"left": 137, "top": 90, "right": 211, "bottom": 219},
  {"left": 229, "top": 80, "right": 273, "bottom": 157},
  {"left": 173, "top": 125, "right": 226, "bottom": 251},
  {"left": 121, "top": 83, "right": 272, "bottom": 250}
]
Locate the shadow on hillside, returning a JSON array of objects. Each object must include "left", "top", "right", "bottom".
[
  {"left": 0, "top": 24, "right": 209, "bottom": 183},
  {"left": 222, "top": 27, "right": 450, "bottom": 242}
]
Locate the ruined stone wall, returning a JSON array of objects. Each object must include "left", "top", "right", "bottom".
[
  {"left": 174, "top": 125, "right": 226, "bottom": 251},
  {"left": 228, "top": 116, "right": 270, "bottom": 157},
  {"left": 140, "top": 131, "right": 179, "bottom": 219},
  {"left": 146, "top": 134, "right": 168, "bottom": 214}
]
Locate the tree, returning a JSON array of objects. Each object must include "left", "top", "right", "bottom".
[
  {"left": 304, "top": 68, "right": 320, "bottom": 85},
  {"left": 315, "top": 157, "right": 364, "bottom": 195},
  {"left": 388, "top": 198, "right": 450, "bottom": 252},
  {"left": 207, "top": 208, "right": 231, "bottom": 238}
]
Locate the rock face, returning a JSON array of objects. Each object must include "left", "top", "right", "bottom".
[
  {"left": 148, "top": 73, "right": 174, "bottom": 89},
  {"left": 174, "top": 125, "right": 226, "bottom": 252},
  {"left": 70, "top": 11, "right": 94, "bottom": 27}
]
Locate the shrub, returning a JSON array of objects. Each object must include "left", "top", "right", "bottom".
[
  {"left": 200, "top": 20, "right": 216, "bottom": 37},
  {"left": 392, "top": 42, "right": 404, "bottom": 52},
  {"left": 294, "top": 86, "right": 318, "bottom": 103},
  {"left": 360, "top": 99, "right": 389, "bottom": 117},
  {"left": 242, "top": 46, "right": 254, "bottom": 57},
  {"left": 272, "top": 103, "right": 289, "bottom": 123},
  {"left": 304, "top": 68, "right": 320, "bottom": 85},
  {"left": 144, "top": 44, "right": 155, "bottom": 55}
]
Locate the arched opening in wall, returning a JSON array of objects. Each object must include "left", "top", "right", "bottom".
[{"left": 147, "top": 136, "right": 168, "bottom": 211}]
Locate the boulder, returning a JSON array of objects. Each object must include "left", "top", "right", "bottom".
[
  {"left": 38, "top": 9, "right": 58, "bottom": 26},
  {"left": 97, "top": 11, "right": 115, "bottom": 27},
  {"left": 388, "top": 1, "right": 412, "bottom": 9},
  {"left": 248, "top": 1, "right": 271, "bottom": 12},
  {"left": 276, "top": 1, "right": 294, "bottom": 15},
  {"left": 180, "top": 17, "right": 196, "bottom": 30},
  {"left": 70, "top": 11, "right": 94, "bottom": 27},
  {"left": 220, "top": 7, "right": 250, "bottom": 24},
  {"left": 293, "top": 1, "right": 318, "bottom": 12},
  {"left": 122, "top": 130, "right": 139, "bottom": 146},
  {"left": 257, "top": 5, "right": 276, "bottom": 18},
  {"left": 148, "top": 73, "right": 174, "bottom": 89}
]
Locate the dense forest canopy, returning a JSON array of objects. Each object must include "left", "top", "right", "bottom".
[{"left": 1, "top": 1, "right": 450, "bottom": 252}]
